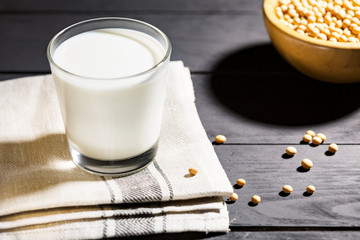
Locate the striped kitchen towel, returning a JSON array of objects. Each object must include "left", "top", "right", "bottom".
[{"left": 0, "top": 61, "right": 233, "bottom": 239}]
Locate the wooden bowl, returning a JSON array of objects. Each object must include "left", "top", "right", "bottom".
[{"left": 263, "top": 0, "right": 360, "bottom": 83}]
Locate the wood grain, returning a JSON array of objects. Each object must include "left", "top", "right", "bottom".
[
  {"left": 2, "top": 71, "right": 360, "bottom": 143},
  {"left": 214, "top": 145, "right": 360, "bottom": 226},
  {"left": 0, "top": 0, "right": 262, "bottom": 12},
  {"left": 1, "top": 0, "right": 360, "bottom": 237},
  {"left": 110, "top": 231, "right": 360, "bottom": 239},
  {"left": 0, "top": 13, "right": 269, "bottom": 72},
  {"left": 193, "top": 73, "right": 360, "bottom": 143}
]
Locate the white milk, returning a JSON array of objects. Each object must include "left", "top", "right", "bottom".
[{"left": 51, "top": 28, "right": 168, "bottom": 160}]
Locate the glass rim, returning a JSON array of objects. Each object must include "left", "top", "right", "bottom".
[{"left": 47, "top": 17, "right": 172, "bottom": 80}]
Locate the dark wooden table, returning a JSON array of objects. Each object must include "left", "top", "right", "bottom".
[{"left": 1, "top": 0, "right": 360, "bottom": 239}]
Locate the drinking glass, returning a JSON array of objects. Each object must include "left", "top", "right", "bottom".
[{"left": 47, "top": 17, "right": 171, "bottom": 176}]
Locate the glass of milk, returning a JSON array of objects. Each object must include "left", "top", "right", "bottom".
[{"left": 47, "top": 17, "right": 171, "bottom": 176}]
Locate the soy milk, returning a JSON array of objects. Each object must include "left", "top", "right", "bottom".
[{"left": 51, "top": 28, "right": 167, "bottom": 160}]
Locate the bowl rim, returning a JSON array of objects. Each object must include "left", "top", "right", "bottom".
[{"left": 263, "top": 0, "right": 360, "bottom": 50}]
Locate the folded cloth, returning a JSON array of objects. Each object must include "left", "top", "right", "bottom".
[
  {"left": 1, "top": 197, "right": 225, "bottom": 230},
  {"left": 0, "top": 61, "right": 233, "bottom": 239}
]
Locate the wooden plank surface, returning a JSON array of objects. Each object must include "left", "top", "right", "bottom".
[
  {"left": 0, "top": 13, "right": 269, "bottom": 72},
  {"left": 193, "top": 74, "right": 360, "bottom": 143},
  {"left": 215, "top": 145, "right": 360, "bottom": 226},
  {"left": 0, "top": 0, "right": 262, "bottom": 12},
  {"left": 2, "top": 71, "right": 360, "bottom": 144},
  {"left": 2, "top": 10, "right": 360, "bottom": 144},
  {"left": 0, "top": 74, "right": 358, "bottom": 235},
  {"left": 0, "top": 74, "right": 32, "bottom": 81},
  {"left": 115, "top": 231, "right": 360, "bottom": 239},
  {"left": 2, "top": 0, "right": 360, "bottom": 238}
]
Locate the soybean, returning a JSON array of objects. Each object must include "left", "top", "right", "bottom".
[
  {"left": 188, "top": 167, "right": 198, "bottom": 176},
  {"left": 229, "top": 193, "right": 238, "bottom": 201},
  {"left": 276, "top": 0, "right": 360, "bottom": 42},
  {"left": 301, "top": 158, "right": 313, "bottom": 170},
  {"left": 236, "top": 178, "right": 246, "bottom": 187},
  {"left": 306, "top": 185, "right": 316, "bottom": 193},
  {"left": 329, "top": 143, "right": 339, "bottom": 153},
  {"left": 303, "top": 134, "right": 313, "bottom": 143},
  {"left": 316, "top": 133, "right": 327, "bottom": 142},
  {"left": 251, "top": 195, "right": 261, "bottom": 204},
  {"left": 282, "top": 185, "right": 294, "bottom": 194},
  {"left": 215, "top": 135, "right": 226, "bottom": 144},
  {"left": 286, "top": 146, "right": 297, "bottom": 156},
  {"left": 306, "top": 130, "right": 316, "bottom": 137},
  {"left": 312, "top": 136, "right": 323, "bottom": 145}
]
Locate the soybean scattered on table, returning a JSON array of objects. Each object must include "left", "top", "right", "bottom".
[
  {"left": 303, "top": 134, "right": 312, "bottom": 143},
  {"left": 306, "top": 185, "right": 316, "bottom": 194},
  {"left": 301, "top": 158, "right": 313, "bottom": 170},
  {"left": 215, "top": 135, "right": 226, "bottom": 144},
  {"left": 316, "top": 133, "right": 326, "bottom": 142},
  {"left": 306, "top": 130, "right": 315, "bottom": 137},
  {"left": 251, "top": 195, "right": 261, "bottom": 204},
  {"left": 236, "top": 178, "right": 246, "bottom": 186},
  {"left": 286, "top": 146, "right": 297, "bottom": 156},
  {"left": 312, "top": 136, "right": 323, "bottom": 145},
  {"left": 329, "top": 143, "right": 339, "bottom": 153},
  {"left": 282, "top": 185, "right": 293, "bottom": 194},
  {"left": 229, "top": 193, "right": 238, "bottom": 202}
]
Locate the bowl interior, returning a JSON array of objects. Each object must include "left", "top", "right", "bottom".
[{"left": 263, "top": 0, "right": 360, "bottom": 50}]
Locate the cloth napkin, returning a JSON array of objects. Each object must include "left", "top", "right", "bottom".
[{"left": 0, "top": 61, "right": 233, "bottom": 239}]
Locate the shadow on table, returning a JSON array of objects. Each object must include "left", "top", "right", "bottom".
[
  {"left": 210, "top": 44, "right": 360, "bottom": 126},
  {"left": 108, "top": 232, "right": 227, "bottom": 239}
]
